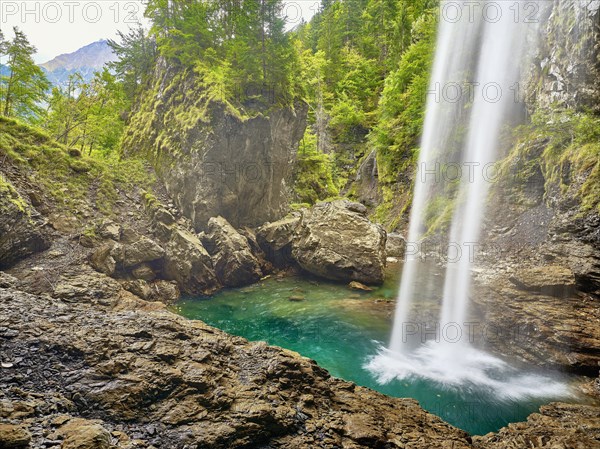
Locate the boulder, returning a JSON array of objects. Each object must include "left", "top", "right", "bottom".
[
  {"left": 238, "top": 227, "right": 274, "bottom": 274},
  {"left": 98, "top": 220, "right": 121, "bottom": 241},
  {"left": 0, "top": 424, "right": 31, "bottom": 448},
  {"left": 163, "top": 229, "right": 219, "bottom": 295},
  {"left": 131, "top": 264, "right": 156, "bottom": 281},
  {"left": 256, "top": 215, "right": 300, "bottom": 267},
  {"left": 292, "top": 201, "right": 386, "bottom": 285},
  {"left": 48, "top": 213, "right": 79, "bottom": 233},
  {"left": 0, "top": 272, "right": 19, "bottom": 289},
  {"left": 202, "top": 217, "right": 262, "bottom": 287},
  {"left": 57, "top": 419, "right": 111, "bottom": 449},
  {"left": 386, "top": 233, "right": 406, "bottom": 258},
  {"left": 122, "top": 279, "right": 180, "bottom": 304},
  {"left": 122, "top": 279, "right": 154, "bottom": 301},
  {"left": 153, "top": 280, "right": 180, "bottom": 303},
  {"left": 111, "top": 237, "right": 165, "bottom": 269},
  {"left": 53, "top": 269, "right": 122, "bottom": 304},
  {"left": 0, "top": 179, "right": 50, "bottom": 269},
  {"left": 89, "top": 243, "right": 117, "bottom": 276},
  {"left": 152, "top": 206, "right": 176, "bottom": 226}
]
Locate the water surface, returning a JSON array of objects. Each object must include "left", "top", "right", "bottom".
[{"left": 174, "top": 263, "right": 577, "bottom": 435}]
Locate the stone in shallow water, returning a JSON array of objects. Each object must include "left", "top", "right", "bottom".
[
  {"left": 386, "top": 233, "right": 406, "bottom": 258},
  {"left": 348, "top": 281, "right": 373, "bottom": 291}
]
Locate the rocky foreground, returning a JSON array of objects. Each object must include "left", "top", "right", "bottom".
[
  {"left": 0, "top": 270, "right": 472, "bottom": 449},
  {"left": 1, "top": 268, "right": 599, "bottom": 449}
]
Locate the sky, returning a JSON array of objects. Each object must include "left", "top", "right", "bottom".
[{"left": 0, "top": 0, "right": 320, "bottom": 63}]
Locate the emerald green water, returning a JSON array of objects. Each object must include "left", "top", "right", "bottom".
[{"left": 174, "top": 264, "right": 577, "bottom": 435}]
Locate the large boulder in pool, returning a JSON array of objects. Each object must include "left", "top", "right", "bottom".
[
  {"left": 256, "top": 214, "right": 300, "bottom": 267},
  {"left": 201, "top": 216, "right": 263, "bottom": 287},
  {"left": 292, "top": 200, "right": 386, "bottom": 284}
]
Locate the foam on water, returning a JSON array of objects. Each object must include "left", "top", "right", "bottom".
[{"left": 365, "top": 343, "right": 573, "bottom": 401}]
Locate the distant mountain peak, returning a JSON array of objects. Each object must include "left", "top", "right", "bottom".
[{"left": 40, "top": 40, "right": 116, "bottom": 73}]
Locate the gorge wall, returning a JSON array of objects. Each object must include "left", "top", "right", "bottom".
[{"left": 121, "top": 59, "right": 307, "bottom": 232}]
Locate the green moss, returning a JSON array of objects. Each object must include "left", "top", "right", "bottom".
[
  {"left": 0, "top": 175, "right": 28, "bottom": 214},
  {"left": 290, "top": 202, "right": 311, "bottom": 210},
  {"left": 0, "top": 115, "right": 157, "bottom": 216},
  {"left": 82, "top": 225, "right": 98, "bottom": 239},
  {"left": 500, "top": 109, "right": 600, "bottom": 214},
  {"left": 293, "top": 127, "right": 339, "bottom": 205}
]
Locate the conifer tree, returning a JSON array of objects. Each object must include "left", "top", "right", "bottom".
[{"left": 0, "top": 27, "right": 49, "bottom": 121}]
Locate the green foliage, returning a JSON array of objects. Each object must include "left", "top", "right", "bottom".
[
  {"left": 44, "top": 70, "right": 128, "bottom": 157},
  {"left": 0, "top": 27, "right": 49, "bottom": 122},
  {"left": 503, "top": 108, "right": 600, "bottom": 213},
  {"left": 144, "top": 0, "right": 296, "bottom": 107},
  {"left": 0, "top": 116, "right": 155, "bottom": 216},
  {"left": 108, "top": 25, "right": 157, "bottom": 100},
  {"left": 293, "top": 127, "right": 339, "bottom": 204},
  {"left": 371, "top": 10, "right": 436, "bottom": 185},
  {"left": 293, "top": 0, "right": 437, "bottom": 226}
]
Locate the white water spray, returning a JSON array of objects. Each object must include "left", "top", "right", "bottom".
[{"left": 367, "top": 1, "right": 572, "bottom": 397}]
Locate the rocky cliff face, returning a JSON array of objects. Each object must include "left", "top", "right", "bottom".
[
  {"left": 122, "top": 61, "right": 307, "bottom": 231},
  {"left": 527, "top": 0, "right": 600, "bottom": 113}
]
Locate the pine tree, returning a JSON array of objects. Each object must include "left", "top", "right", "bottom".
[
  {"left": 108, "top": 25, "right": 157, "bottom": 100},
  {"left": 0, "top": 27, "right": 49, "bottom": 121}
]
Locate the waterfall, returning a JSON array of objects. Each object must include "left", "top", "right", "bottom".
[
  {"left": 391, "top": 0, "right": 535, "bottom": 354},
  {"left": 366, "top": 1, "right": 573, "bottom": 397}
]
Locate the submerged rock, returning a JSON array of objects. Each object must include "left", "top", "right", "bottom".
[
  {"left": 349, "top": 281, "right": 373, "bottom": 291},
  {"left": 292, "top": 201, "right": 387, "bottom": 285}
]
